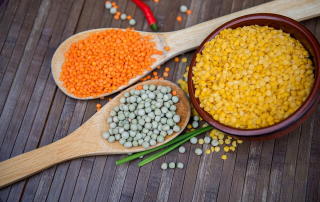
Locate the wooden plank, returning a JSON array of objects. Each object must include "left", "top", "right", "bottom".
[
  {"left": 17, "top": 0, "right": 86, "bottom": 201},
  {"left": 59, "top": 0, "right": 107, "bottom": 201},
  {"left": 279, "top": 128, "right": 301, "bottom": 202},
  {"left": 228, "top": 141, "right": 250, "bottom": 202},
  {"left": 60, "top": 0, "right": 125, "bottom": 201},
  {"left": 191, "top": 133, "right": 214, "bottom": 202},
  {"left": 138, "top": 0, "right": 182, "bottom": 201},
  {"left": 0, "top": 0, "right": 20, "bottom": 54},
  {"left": 82, "top": 2, "right": 133, "bottom": 200},
  {"left": 131, "top": 158, "right": 153, "bottom": 202},
  {"left": 266, "top": 135, "right": 288, "bottom": 201},
  {"left": 290, "top": 18, "right": 317, "bottom": 202},
  {"left": 26, "top": 92, "right": 69, "bottom": 202},
  {"left": 241, "top": 142, "right": 263, "bottom": 202},
  {"left": 0, "top": 1, "right": 7, "bottom": 21},
  {"left": 0, "top": 0, "right": 37, "bottom": 111},
  {"left": 39, "top": 0, "right": 105, "bottom": 200},
  {"left": 203, "top": 149, "right": 224, "bottom": 201},
  {"left": 292, "top": 113, "right": 315, "bottom": 202},
  {"left": 0, "top": 0, "right": 52, "bottom": 163},
  {"left": 252, "top": 140, "right": 274, "bottom": 202},
  {"left": 119, "top": 159, "right": 141, "bottom": 202},
  {"left": 45, "top": 100, "right": 87, "bottom": 202},
  {"left": 305, "top": 18, "right": 320, "bottom": 201},
  {"left": 216, "top": 147, "right": 237, "bottom": 201}
]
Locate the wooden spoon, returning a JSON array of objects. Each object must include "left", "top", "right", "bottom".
[
  {"left": 0, "top": 80, "right": 190, "bottom": 188},
  {"left": 51, "top": 0, "right": 320, "bottom": 100}
]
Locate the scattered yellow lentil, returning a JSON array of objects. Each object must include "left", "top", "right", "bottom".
[
  {"left": 198, "top": 139, "right": 204, "bottom": 144},
  {"left": 206, "top": 149, "right": 211, "bottom": 154},
  {"left": 225, "top": 139, "right": 231, "bottom": 145},
  {"left": 230, "top": 146, "right": 236, "bottom": 151},
  {"left": 181, "top": 57, "right": 188, "bottom": 63},
  {"left": 227, "top": 136, "right": 232, "bottom": 139},
  {"left": 193, "top": 25, "right": 315, "bottom": 129},
  {"left": 191, "top": 128, "right": 195, "bottom": 131},
  {"left": 215, "top": 147, "right": 220, "bottom": 152},
  {"left": 200, "top": 117, "right": 203, "bottom": 121},
  {"left": 212, "top": 136, "right": 218, "bottom": 140},
  {"left": 187, "top": 124, "right": 192, "bottom": 129},
  {"left": 218, "top": 139, "right": 224, "bottom": 145},
  {"left": 232, "top": 141, "right": 237, "bottom": 147},
  {"left": 237, "top": 140, "right": 243, "bottom": 144},
  {"left": 222, "top": 155, "right": 227, "bottom": 160},
  {"left": 211, "top": 146, "right": 214, "bottom": 152},
  {"left": 224, "top": 146, "right": 230, "bottom": 152},
  {"left": 218, "top": 134, "right": 224, "bottom": 140},
  {"left": 202, "top": 124, "right": 208, "bottom": 127}
]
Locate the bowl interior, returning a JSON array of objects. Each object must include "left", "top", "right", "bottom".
[{"left": 188, "top": 13, "right": 320, "bottom": 137}]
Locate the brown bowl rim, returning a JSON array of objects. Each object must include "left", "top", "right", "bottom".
[{"left": 188, "top": 13, "right": 320, "bottom": 136}]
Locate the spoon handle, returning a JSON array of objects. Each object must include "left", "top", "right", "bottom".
[
  {"left": 0, "top": 130, "right": 99, "bottom": 189},
  {"left": 164, "top": 0, "right": 320, "bottom": 57}
]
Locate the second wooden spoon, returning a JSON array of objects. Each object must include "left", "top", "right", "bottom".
[{"left": 0, "top": 80, "right": 190, "bottom": 189}]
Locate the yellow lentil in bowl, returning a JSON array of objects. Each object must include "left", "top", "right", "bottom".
[{"left": 192, "top": 25, "right": 315, "bottom": 129}]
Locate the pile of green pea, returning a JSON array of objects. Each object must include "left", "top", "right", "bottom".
[{"left": 102, "top": 84, "right": 181, "bottom": 149}]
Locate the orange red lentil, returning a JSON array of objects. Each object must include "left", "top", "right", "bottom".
[{"left": 60, "top": 28, "right": 160, "bottom": 98}]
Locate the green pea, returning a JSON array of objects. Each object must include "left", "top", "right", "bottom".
[
  {"left": 130, "top": 89, "right": 135, "bottom": 95},
  {"left": 132, "top": 141, "right": 138, "bottom": 147},
  {"left": 193, "top": 115, "right": 200, "bottom": 121},
  {"left": 119, "top": 138, "right": 126, "bottom": 145},
  {"left": 142, "top": 142, "right": 150, "bottom": 149},
  {"left": 102, "top": 132, "right": 110, "bottom": 139},
  {"left": 114, "top": 106, "right": 120, "bottom": 112},
  {"left": 145, "top": 123, "right": 152, "bottom": 129},
  {"left": 150, "top": 139, "right": 156, "bottom": 146},
  {"left": 108, "top": 136, "right": 115, "bottom": 142},
  {"left": 166, "top": 119, "right": 174, "bottom": 126},
  {"left": 204, "top": 137, "right": 211, "bottom": 144},
  {"left": 190, "top": 137, "right": 198, "bottom": 144},
  {"left": 169, "top": 162, "right": 175, "bottom": 169},
  {"left": 177, "top": 163, "right": 184, "bottom": 169},
  {"left": 110, "top": 122, "right": 117, "bottom": 128},
  {"left": 178, "top": 146, "right": 185, "bottom": 153},
  {"left": 172, "top": 96, "right": 179, "bottom": 103},
  {"left": 166, "top": 86, "right": 172, "bottom": 93},
  {"left": 167, "top": 129, "right": 173, "bottom": 135},
  {"left": 107, "top": 117, "right": 113, "bottom": 123},
  {"left": 115, "top": 135, "right": 120, "bottom": 141},
  {"left": 192, "top": 121, "right": 199, "bottom": 128},
  {"left": 169, "top": 105, "right": 176, "bottom": 111},
  {"left": 161, "top": 163, "right": 168, "bottom": 170},
  {"left": 173, "top": 115, "right": 180, "bottom": 123},
  {"left": 124, "top": 142, "right": 132, "bottom": 148},
  {"left": 157, "top": 136, "right": 164, "bottom": 143},
  {"left": 143, "top": 84, "right": 149, "bottom": 90},
  {"left": 195, "top": 148, "right": 203, "bottom": 155},
  {"left": 149, "top": 84, "right": 156, "bottom": 91},
  {"left": 120, "top": 97, "right": 126, "bottom": 103},
  {"left": 160, "top": 117, "right": 167, "bottom": 124},
  {"left": 110, "top": 110, "right": 117, "bottom": 116},
  {"left": 124, "top": 92, "right": 130, "bottom": 97},
  {"left": 160, "top": 131, "right": 167, "bottom": 137}
]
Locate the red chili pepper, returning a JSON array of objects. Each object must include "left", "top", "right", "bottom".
[{"left": 131, "top": 0, "right": 158, "bottom": 31}]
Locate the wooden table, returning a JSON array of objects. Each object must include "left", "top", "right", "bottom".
[{"left": 0, "top": 0, "right": 319, "bottom": 201}]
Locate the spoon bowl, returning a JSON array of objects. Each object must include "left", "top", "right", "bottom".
[
  {"left": 51, "top": 0, "right": 320, "bottom": 100},
  {"left": 0, "top": 80, "right": 190, "bottom": 188}
]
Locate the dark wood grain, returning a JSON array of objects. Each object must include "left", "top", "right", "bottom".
[
  {"left": 279, "top": 127, "right": 301, "bottom": 202},
  {"left": 0, "top": 0, "right": 20, "bottom": 54},
  {"left": 292, "top": 113, "right": 315, "bottom": 202},
  {"left": 0, "top": 0, "right": 320, "bottom": 202},
  {"left": 266, "top": 135, "right": 288, "bottom": 201}
]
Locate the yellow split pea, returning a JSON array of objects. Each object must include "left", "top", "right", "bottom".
[{"left": 193, "top": 25, "right": 314, "bottom": 129}]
